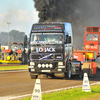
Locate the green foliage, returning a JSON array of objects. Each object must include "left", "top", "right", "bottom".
[
  {"left": 0, "top": 65, "right": 28, "bottom": 71},
  {"left": 0, "top": 30, "right": 26, "bottom": 45},
  {"left": 42, "top": 85, "right": 100, "bottom": 100},
  {"left": 20, "top": 85, "right": 100, "bottom": 100},
  {"left": 19, "top": 97, "right": 31, "bottom": 100}
]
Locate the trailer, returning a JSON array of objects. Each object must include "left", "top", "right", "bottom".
[{"left": 84, "top": 26, "right": 100, "bottom": 57}]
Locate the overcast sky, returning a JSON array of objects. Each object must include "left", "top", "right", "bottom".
[{"left": 0, "top": 0, "right": 39, "bottom": 35}]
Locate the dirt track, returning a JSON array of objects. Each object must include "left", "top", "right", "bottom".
[{"left": 0, "top": 71, "right": 100, "bottom": 98}]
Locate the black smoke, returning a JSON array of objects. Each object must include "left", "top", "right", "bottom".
[
  {"left": 33, "top": 0, "right": 80, "bottom": 22},
  {"left": 33, "top": 0, "right": 100, "bottom": 49}
]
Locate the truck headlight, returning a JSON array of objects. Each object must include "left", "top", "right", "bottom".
[
  {"left": 38, "top": 64, "right": 41, "bottom": 68},
  {"left": 46, "top": 64, "right": 49, "bottom": 68},
  {"left": 30, "top": 62, "right": 35, "bottom": 66},
  {"left": 58, "top": 62, "right": 63, "bottom": 65},
  {"left": 28, "top": 66, "right": 34, "bottom": 68},
  {"left": 42, "top": 64, "right": 45, "bottom": 68},
  {"left": 49, "top": 64, "right": 53, "bottom": 68}
]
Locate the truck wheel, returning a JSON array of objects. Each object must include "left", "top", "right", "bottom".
[
  {"left": 30, "top": 75, "right": 38, "bottom": 79},
  {"left": 22, "top": 53, "right": 26, "bottom": 64},
  {"left": 65, "top": 63, "right": 72, "bottom": 80},
  {"left": 22, "top": 56, "right": 25, "bottom": 64},
  {"left": 78, "top": 66, "right": 83, "bottom": 79}
]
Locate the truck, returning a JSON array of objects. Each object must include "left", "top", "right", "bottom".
[
  {"left": 84, "top": 26, "right": 100, "bottom": 57},
  {"left": 0, "top": 42, "right": 27, "bottom": 64},
  {"left": 73, "top": 26, "right": 98, "bottom": 77},
  {"left": 25, "top": 22, "right": 82, "bottom": 79}
]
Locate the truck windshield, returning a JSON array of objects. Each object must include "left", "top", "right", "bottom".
[
  {"left": 30, "top": 33, "right": 64, "bottom": 44},
  {"left": 86, "top": 34, "right": 98, "bottom": 41}
]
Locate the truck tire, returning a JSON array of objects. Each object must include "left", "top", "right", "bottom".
[
  {"left": 22, "top": 56, "right": 25, "bottom": 64},
  {"left": 78, "top": 66, "right": 83, "bottom": 79},
  {"left": 22, "top": 53, "right": 27, "bottom": 64},
  {"left": 30, "top": 75, "right": 38, "bottom": 79},
  {"left": 22, "top": 53, "right": 26, "bottom": 64},
  {"left": 65, "top": 63, "right": 72, "bottom": 80}
]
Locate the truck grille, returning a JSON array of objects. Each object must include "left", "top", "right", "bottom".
[{"left": 30, "top": 53, "right": 63, "bottom": 61}]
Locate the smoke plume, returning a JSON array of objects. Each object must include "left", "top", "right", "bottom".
[{"left": 33, "top": 0, "right": 100, "bottom": 49}]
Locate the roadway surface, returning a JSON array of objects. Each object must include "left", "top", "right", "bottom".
[{"left": 0, "top": 70, "right": 100, "bottom": 98}]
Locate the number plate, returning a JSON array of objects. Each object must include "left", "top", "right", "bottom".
[{"left": 42, "top": 70, "right": 50, "bottom": 72}]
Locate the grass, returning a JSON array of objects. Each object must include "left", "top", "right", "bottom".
[
  {"left": 0, "top": 65, "right": 28, "bottom": 71},
  {"left": 19, "top": 84, "right": 100, "bottom": 100}
]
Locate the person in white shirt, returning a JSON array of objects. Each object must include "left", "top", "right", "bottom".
[{"left": 90, "top": 35, "right": 98, "bottom": 40}]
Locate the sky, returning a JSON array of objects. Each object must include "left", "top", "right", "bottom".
[{"left": 0, "top": 0, "right": 39, "bottom": 35}]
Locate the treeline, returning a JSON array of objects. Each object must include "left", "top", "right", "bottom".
[{"left": 0, "top": 30, "right": 26, "bottom": 45}]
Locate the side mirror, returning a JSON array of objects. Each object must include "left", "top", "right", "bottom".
[
  {"left": 68, "top": 36, "right": 71, "bottom": 43},
  {"left": 65, "top": 35, "right": 71, "bottom": 43},
  {"left": 24, "top": 35, "right": 27, "bottom": 46}
]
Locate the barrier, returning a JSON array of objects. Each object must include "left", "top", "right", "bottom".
[
  {"left": 82, "top": 73, "right": 91, "bottom": 92},
  {"left": 31, "top": 79, "right": 42, "bottom": 100}
]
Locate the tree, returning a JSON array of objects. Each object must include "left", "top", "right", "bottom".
[{"left": 0, "top": 30, "right": 26, "bottom": 46}]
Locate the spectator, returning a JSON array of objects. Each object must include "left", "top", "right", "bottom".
[
  {"left": 90, "top": 35, "right": 98, "bottom": 40},
  {"left": 36, "top": 36, "right": 40, "bottom": 41},
  {"left": 58, "top": 36, "right": 63, "bottom": 41}
]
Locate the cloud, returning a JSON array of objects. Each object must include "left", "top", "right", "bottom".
[
  {"left": 17, "top": 9, "right": 38, "bottom": 22},
  {"left": 0, "top": 9, "right": 39, "bottom": 34}
]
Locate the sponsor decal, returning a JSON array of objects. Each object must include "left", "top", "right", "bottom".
[
  {"left": 74, "top": 55, "right": 78, "bottom": 59},
  {"left": 32, "top": 25, "right": 64, "bottom": 32},
  {"left": 36, "top": 47, "right": 55, "bottom": 52},
  {"left": 86, "top": 45, "right": 98, "bottom": 49},
  {"left": 39, "top": 54, "right": 52, "bottom": 60},
  {"left": 33, "top": 25, "right": 63, "bottom": 30},
  {"left": 42, "top": 26, "right": 62, "bottom": 30},
  {"left": 34, "top": 26, "right": 46, "bottom": 29}
]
